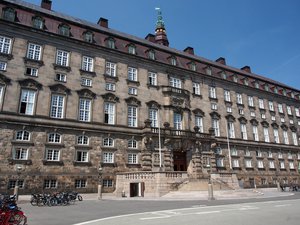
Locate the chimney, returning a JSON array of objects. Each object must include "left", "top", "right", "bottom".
[
  {"left": 41, "top": 0, "right": 52, "bottom": 10},
  {"left": 241, "top": 66, "right": 251, "bottom": 73},
  {"left": 145, "top": 33, "right": 155, "bottom": 43},
  {"left": 184, "top": 47, "right": 194, "bottom": 55},
  {"left": 98, "top": 17, "right": 108, "bottom": 28},
  {"left": 216, "top": 57, "right": 226, "bottom": 65}
]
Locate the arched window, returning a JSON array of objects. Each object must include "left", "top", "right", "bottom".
[
  {"left": 48, "top": 133, "right": 61, "bottom": 143},
  {"left": 103, "top": 137, "right": 114, "bottom": 147},
  {"left": 2, "top": 8, "right": 15, "bottom": 22},
  {"left": 16, "top": 130, "right": 30, "bottom": 141},
  {"left": 77, "top": 135, "right": 89, "bottom": 145}
]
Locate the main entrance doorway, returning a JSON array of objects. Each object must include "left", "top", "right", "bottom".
[
  {"left": 130, "top": 182, "right": 145, "bottom": 197},
  {"left": 173, "top": 151, "right": 187, "bottom": 171}
]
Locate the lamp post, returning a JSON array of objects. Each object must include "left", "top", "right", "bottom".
[
  {"left": 98, "top": 166, "right": 103, "bottom": 200},
  {"left": 207, "top": 161, "right": 215, "bottom": 201},
  {"left": 14, "top": 164, "right": 22, "bottom": 201}
]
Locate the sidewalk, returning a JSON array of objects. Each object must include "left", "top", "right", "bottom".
[{"left": 18, "top": 188, "right": 294, "bottom": 203}]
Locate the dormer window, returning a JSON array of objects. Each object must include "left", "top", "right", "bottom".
[
  {"left": 221, "top": 71, "right": 227, "bottom": 79},
  {"left": 282, "top": 89, "right": 287, "bottom": 96},
  {"left": 233, "top": 75, "right": 238, "bottom": 83},
  {"left": 58, "top": 24, "right": 70, "bottom": 37},
  {"left": 291, "top": 92, "right": 295, "bottom": 98},
  {"left": 274, "top": 87, "right": 278, "bottom": 94},
  {"left": 254, "top": 81, "right": 259, "bottom": 89},
  {"left": 148, "top": 50, "right": 155, "bottom": 60},
  {"left": 106, "top": 37, "right": 115, "bottom": 49},
  {"left": 205, "top": 66, "right": 212, "bottom": 75},
  {"left": 128, "top": 44, "right": 136, "bottom": 55},
  {"left": 83, "top": 31, "right": 94, "bottom": 43},
  {"left": 2, "top": 7, "right": 15, "bottom": 22},
  {"left": 189, "top": 62, "right": 197, "bottom": 71},
  {"left": 32, "top": 16, "right": 44, "bottom": 29},
  {"left": 244, "top": 78, "right": 249, "bottom": 86},
  {"left": 170, "top": 56, "right": 177, "bottom": 66},
  {"left": 264, "top": 84, "right": 269, "bottom": 91}
]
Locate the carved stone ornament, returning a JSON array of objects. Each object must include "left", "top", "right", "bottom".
[
  {"left": 271, "top": 122, "right": 279, "bottom": 129},
  {"left": 101, "top": 93, "right": 119, "bottom": 102},
  {"left": 146, "top": 100, "right": 161, "bottom": 109},
  {"left": 238, "top": 116, "right": 247, "bottom": 124},
  {"left": 261, "top": 121, "right": 269, "bottom": 128},
  {"left": 250, "top": 118, "right": 259, "bottom": 126},
  {"left": 49, "top": 84, "right": 71, "bottom": 94},
  {"left": 209, "top": 111, "right": 221, "bottom": 119},
  {"left": 125, "top": 97, "right": 141, "bottom": 106},
  {"left": 192, "top": 108, "right": 205, "bottom": 116},
  {"left": 0, "top": 73, "right": 11, "bottom": 85},
  {"left": 225, "top": 114, "right": 236, "bottom": 122},
  {"left": 171, "top": 97, "right": 184, "bottom": 107},
  {"left": 18, "top": 78, "right": 42, "bottom": 90},
  {"left": 77, "top": 88, "right": 96, "bottom": 99}
]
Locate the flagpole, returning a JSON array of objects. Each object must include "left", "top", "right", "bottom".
[
  {"left": 226, "top": 121, "right": 232, "bottom": 169},
  {"left": 158, "top": 109, "right": 162, "bottom": 169}
]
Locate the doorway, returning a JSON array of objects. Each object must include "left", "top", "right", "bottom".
[
  {"left": 173, "top": 151, "right": 187, "bottom": 171},
  {"left": 130, "top": 182, "right": 144, "bottom": 197}
]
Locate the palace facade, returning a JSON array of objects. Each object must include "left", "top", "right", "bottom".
[{"left": 0, "top": 0, "right": 300, "bottom": 195}]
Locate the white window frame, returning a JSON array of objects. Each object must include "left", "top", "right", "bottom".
[
  {"left": 82, "top": 56, "right": 94, "bottom": 72},
  {"left": 252, "top": 125, "right": 259, "bottom": 141},
  {"left": 212, "top": 119, "right": 220, "bottom": 136},
  {"left": 79, "top": 98, "right": 91, "bottom": 122},
  {"left": 128, "top": 153, "right": 138, "bottom": 164},
  {"left": 174, "top": 112, "right": 182, "bottom": 130},
  {"left": 195, "top": 116, "right": 204, "bottom": 133},
  {"left": 104, "top": 102, "right": 115, "bottom": 125},
  {"left": 193, "top": 82, "right": 201, "bottom": 95},
  {"left": 56, "top": 50, "right": 69, "bottom": 67},
  {"left": 269, "top": 101, "right": 274, "bottom": 111},
  {"left": 287, "top": 106, "right": 292, "bottom": 115},
  {"left": 0, "top": 36, "right": 12, "bottom": 54},
  {"left": 13, "top": 147, "right": 28, "bottom": 160},
  {"left": 283, "top": 130, "right": 289, "bottom": 145},
  {"left": 226, "top": 106, "right": 232, "bottom": 113},
  {"left": 273, "top": 128, "right": 280, "bottom": 143},
  {"left": 16, "top": 130, "right": 30, "bottom": 141},
  {"left": 245, "top": 159, "right": 252, "bottom": 168},
  {"left": 75, "top": 179, "right": 87, "bottom": 188},
  {"left": 128, "top": 106, "right": 137, "bottom": 127},
  {"left": 128, "top": 139, "right": 137, "bottom": 149},
  {"left": 128, "top": 67, "right": 138, "bottom": 81},
  {"left": 278, "top": 104, "right": 283, "bottom": 113},
  {"left": 55, "top": 73, "right": 66, "bottom": 82},
  {"left": 258, "top": 98, "right": 264, "bottom": 109},
  {"left": 236, "top": 93, "right": 243, "bottom": 104},
  {"left": 105, "top": 83, "right": 116, "bottom": 91},
  {"left": 128, "top": 87, "right": 137, "bottom": 95},
  {"left": 149, "top": 108, "right": 158, "bottom": 128},
  {"left": 27, "top": 43, "right": 42, "bottom": 61},
  {"left": 76, "top": 150, "right": 89, "bottom": 162},
  {"left": 103, "top": 137, "right": 114, "bottom": 147},
  {"left": 148, "top": 72, "right": 157, "bottom": 86},
  {"left": 48, "top": 133, "right": 61, "bottom": 143},
  {"left": 248, "top": 96, "right": 254, "bottom": 107},
  {"left": 105, "top": 62, "right": 116, "bottom": 77},
  {"left": 289, "top": 161, "right": 295, "bottom": 169},
  {"left": 77, "top": 135, "right": 89, "bottom": 145},
  {"left": 103, "top": 152, "right": 114, "bottom": 163},
  {"left": 269, "top": 160, "right": 275, "bottom": 169},
  {"left": 216, "top": 158, "right": 224, "bottom": 167},
  {"left": 50, "top": 94, "right": 64, "bottom": 119},
  {"left": 170, "top": 77, "right": 182, "bottom": 88},
  {"left": 263, "top": 127, "right": 270, "bottom": 142},
  {"left": 209, "top": 86, "right": 216, "bottom": 99},
  {"left": 45, "top": 149, "right": 60, "bottom": 161},
  {"left": 224, "top": 90, "right": 231, "bottom": 102},
  {"left": 292, "top": 132, "right": 298, "bottom": 146},
  {"left": 25, "top": 67, "right": 38, "bottom": 77},
  {"left": 19, "top": 89, "right": 36, "bottom": 115},
  {"left": 81, "top": 77, "right": 92, "bottom": 87},
  {"left": 0, "top": 61, "right": 7, "bottom": 71},
  {"left": 44, "top": 179, "right": 57, "bottom": 189},
  {"left": 241, "top": 124, "right": 248, "bottom": 140},
  {"left": 228, "top": 121, "right": 235, "bottom": 138},
  {"left": 295, "top": 108, "right": 300, "bottom": 117},
  {"left": 232, "top": 159, "right": 239, "bottom": 168}
]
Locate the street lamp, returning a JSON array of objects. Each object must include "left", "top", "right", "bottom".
[
  {"left": 14, "top": 164, "right": 22, "bottom": 201},
  {"left": 207, "top": 161, "right": 215, "bottom": 201},
  {"left": 98, "top": 166, "right": 103, "bottom": 200}
]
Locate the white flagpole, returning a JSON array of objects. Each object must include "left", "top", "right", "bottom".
[
  {"left": 158, "top": 109, "right": 162, "bottom": 168},
  {"left": 226, "top": 121, "right": 232, "bottom": 169}
]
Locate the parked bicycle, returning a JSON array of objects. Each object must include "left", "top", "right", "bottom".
[{"left": 0, "top": 194, "right": 27, "bottom": 225}]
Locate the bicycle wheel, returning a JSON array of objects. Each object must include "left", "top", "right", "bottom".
[
  {"left": 77, "top": 195, "right": 83, "bottom": 201},
  {"left": 9, "top": 211, "right": 27, "bottom": 225}
]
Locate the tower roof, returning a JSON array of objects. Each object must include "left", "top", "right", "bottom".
[{"left": 154, "top": 8, "right": 169, "bottom": 46}]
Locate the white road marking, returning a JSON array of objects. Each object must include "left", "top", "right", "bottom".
[
  {"left": 274, "top": 204, "right": 291, "bottom": 207},
  {"left": 196, "top": 210, "right": 221, "bottom": 215}
]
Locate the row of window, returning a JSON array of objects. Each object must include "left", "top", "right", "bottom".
[
  {"left": 216, "top": 158, "right": 298, "bottom": 170},
  {"left": 228, "top": 148, "right": 300, "bottom": 159},
  {"left": 7, "top": 179, "right": 113, "bottom": 190},
  {"left": 12, "top": 147, "right": 138, "bottom": 164}
]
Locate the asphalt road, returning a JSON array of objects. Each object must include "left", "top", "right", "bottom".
[{"left": 20, "top": 193, "right": 300, "bottom": 225}]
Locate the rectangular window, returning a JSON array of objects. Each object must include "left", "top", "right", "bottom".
[
  {"left": 0, "top": 85, "right": 4, "bottom": 106},
  {"left": 283, "top": 131, "right": 289, "bottom": 144},
  {"left": 271, "top": 116, "right": 276, "bottom": 121},
  {"left": 280, "top": 161, "right": 285, "bottom": 169},
  {"left": 81, "top": 77, "right": 92, "bottom": 87},
  {"left": 278, "top": 152, "right": 283, "bottom": 159},
  {"left": 56, "top": 50, "right": 69, "bottom": 66},
  {"left": 226, "top": 106, "right": 232, "bottom": 113},
  {"left": 238, "top": 109, "right": 244, "bottom": 115},
  {"left": 224, "top": 90, "right": 231, "bottom": 102},
  {"left": 236, "top": 93, "right": 243, "bottom": 104},
  {"left": 288, "top": 152, "right": 293, "bottom": 159},
  {"left": 231, "top": 148, "right": 238, "bottom": 156},
  {"left": 195, "top": 116, "right": 203, "bottom": 132},
  {"left": 76, "top": 150, "right": 89, "bottom": 162},
  {"left": 273, "top": 129, "right": 280, "bottom": 143},
  {"left": 248, "top": 96, "right": 254, "bottom": 107},
  {"left": 13, "top": 147, "right": 28, "bottom": 160},
  {"left": 257, "top": 160, "right": 264, "bottom": 168},
  {"left": 55, "top": 73, "right": 66, "bottom": 82},
  {"left": 46, "top": 149, "right": 60, "bottom": 161},
  {"left": 0, "top": 36, "right": 12, "bottom": 54},
  {"left": 128, "top": 87, "right": 137, "bottom": 95},
  {"left": 104, "top": 102, "right": 115, "bottom": 125},
  {"left": 25, "top": 67, "right": 38, "bottom": 77},
  {"left": 209, "top": 86, "right": 216, "bottom": 99},
  {"left": 245, "top": 159, "right": 252, "bottom": 168},
  {"left": 278, "top": 104, "right": 283, "bottom": 113},
  {"left": 281, "top": 117, "right": 285, "bottom": 123},
  {"left": 287, "top": 106, "right": 292, "bottom": 115},
  {"left": 228, "top": 122, "right": 235, "bottom": 138},
  {"left": 105, "top": 83, "right": 116, "bottom": 91},
  {"left": 252, "top": 125, "right": 259, "bottom": 141},
  {"left": 290, "top": 120, "right": 294, "bottom": 124},
  {"left": 216, "top": 158, "right": 224, "bottom": 167},
  {"left": 105, "top": 62, "right": 116, "bottom": 77},
  {"left": 128, "top": 67, "right": 137, "bottom": 81},
  {"left": 103, "top": 152, "right": 114, "bottom": 163},
  {"left": 292, "top": 132, "right": 298, "bottom": 146},
  {"left": 149, "top": 108, "right": 158, "bottom": 127},
  {"left": 170, "top": 77, "right": 181, "bottom": 88},
  {"left": 295, "top": 108, "right": 300, "bottom": 117},
  {"left": 232, "top": 159, "right": 239, "bottom": 168},
  {"left": 19, "top": 89, "right": 36, "bottom": 115},
  {"left": 258, "top": 98, "right": 264, "bottom": 109},
  {"left": 250, "top": 111, "right": 256, "bottom": 117},
  {"left": 289, "top": 162, "right": 295, "bottom": 169},
  {"left": 174, "top": 113, "right": 182, "bottom": 130},
  {"left": 269, "top": 160, "right": 275, "bottom": 169},
  {"left": 79, "top": 98, "right": 91, "bottom": 122},
  {"left": 103, "top": 179, "right": 113, "bottom": 187},
  {"left": 264, "top": 127, "right": 270, "bottom": 142},
  {"left": 44, "top": 179, "right": 57, "bottom": 189},
  {"left": 261, "top": 113, "right": 266, "bottom": 119},
  {"left": 8, "top": 180, "right": 24, "bottom": 189},
  {"left": 82, "top": 56, "right": 93, "bottom": 72},
  {"left": 75, "top": 179, "right": 87, "bottom": 188},
  {"left": 128, "top": 106, "right": 137, "bottom": 127},
  {"left": 148, "top": 72, "right": 157, "bottom": 86},
  {"left": 0, "top": 61, "right": 7, "bottom": 71},
  {"left": 212, "top": 119, "right": 220, "bottom": 136},
  {"left": 241, "top": 124, "right": 248, "bottom": 140},
  {"left": 193, "top": 82, "right": 201, "bottom": 95},
  {"left": 269, "top": 101, "right": 274, "bottom": 111},
  {"left": 50, "top": 94, "right": 64, "bottom": 118},
  {"left": 128, "top": 153, "right": 138, "bottom": 164},
  {"left": 211, "top": 103, "right": 217, "bottom": 110},
  {"left": 27, "top": 43, "right": 42, "bottom": 61}
]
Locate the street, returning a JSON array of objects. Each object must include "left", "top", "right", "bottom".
[{"left": 20, "top": 193, "right": 300, "bottom": 225}]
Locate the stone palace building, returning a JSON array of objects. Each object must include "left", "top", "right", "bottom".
[{"left": 0, "top": 0, "right": 299, "bottom": 196}]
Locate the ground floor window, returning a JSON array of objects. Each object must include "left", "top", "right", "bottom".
[
  {"left": 44, "top": 179, "right": 57, "bottom": 189},
  {"left": 75, "top": 179, "right": 87, "bottom": 188},
  {"left": 8, "top": 180, "right": 24, "bottom": 189},
  {"left": 103, "top": 179, "right": 113, "bottom": 187}
]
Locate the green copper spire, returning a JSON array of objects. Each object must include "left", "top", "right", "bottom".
[{"left": 155, "top": 7, "right": 165, "bottom": 29}]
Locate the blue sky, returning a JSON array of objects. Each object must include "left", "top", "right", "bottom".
[{"left": 26, "top": 0, "right": 300, "bottom": 90}]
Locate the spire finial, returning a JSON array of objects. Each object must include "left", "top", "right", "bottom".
[
  {"left": 154, "top": 7, "right": 169, "bottom": 46},
  {"left": 155, "top": 7, "right": 165, "bottom": 29}
]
